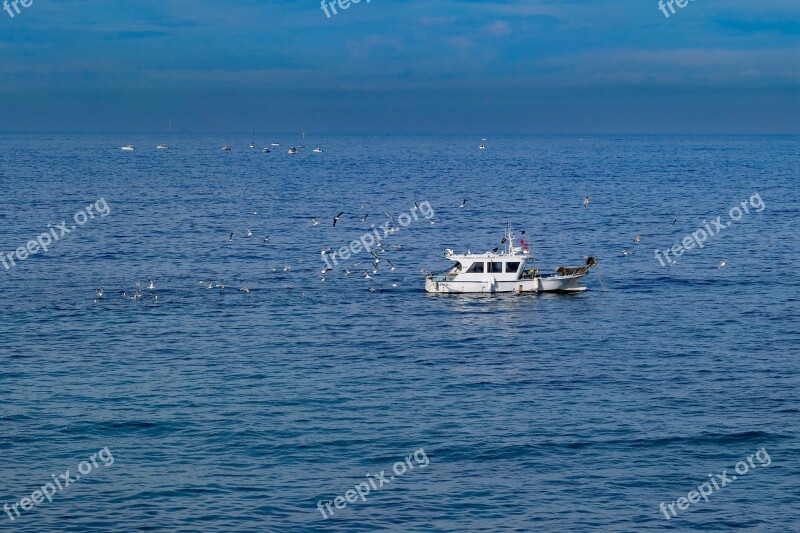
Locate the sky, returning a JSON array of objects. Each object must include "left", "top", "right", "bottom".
[{"left": 0, "top": 0, "right": 798, "bottom": 133}]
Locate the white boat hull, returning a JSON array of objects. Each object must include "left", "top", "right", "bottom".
[{"left": 425, "top": 273, "right": 588, "bottom": 294}]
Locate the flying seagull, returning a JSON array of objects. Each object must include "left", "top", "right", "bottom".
[
  {"left": 583, "top": 196, "right": 589, "bottom": 208},
  {"left": 333, "top": 212, "right": 344, "bottom": 226},
  {"left": 311, "top": 217, "right": 320, "bottom": 226},
  {"left": 459, "top": 198, "right": 467, "bottom": 208},
  {"left": 717, "top": 260, "right": 727, "bottom": 270}
]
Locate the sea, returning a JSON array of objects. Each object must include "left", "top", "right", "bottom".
[{"left": 0, "top": 134, "right": 798, "bottom": 532}]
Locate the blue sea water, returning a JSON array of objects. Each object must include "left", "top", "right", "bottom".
[{"left": 0, "top": 134, "right": 798, "bottom": 532}]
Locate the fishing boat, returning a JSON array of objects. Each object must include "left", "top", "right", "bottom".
[
  {"left": 262, "top": 147, "right": 271, "bottom": 153},
  {"left": 221, "top": 145, "right": 232, "bottom": 152},
  {"left": 313, "top": 147, "right": 324, "bottom": 153},
  {"left": 121, "top": 144, "right": 135, "bottom": 151},
  {"left": 425, "top": 225, "right": 595, "bottom": 294},
  {"left": 287, "top": 147, "right": 297, "bottom": 154},
  {"left": 156, "top": 144, "right": 168, "bottom": 150}
]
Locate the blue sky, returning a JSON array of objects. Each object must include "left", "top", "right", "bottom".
[{"left": 0, "top": 0, "right": 798, "bottom": 133}]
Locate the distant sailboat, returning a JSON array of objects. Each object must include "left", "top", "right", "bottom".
[{"left": 249, "top": 129, "right": 256, "bottom": 149}]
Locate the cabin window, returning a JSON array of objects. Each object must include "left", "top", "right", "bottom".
[
  {"left": 505, "top": 262, "right": 520, "bottom": 273},
  {"left": 487, "top": 262, "right": 503, "bottom": 273},
  {"left": 467, "top": 262, "right": 484, "bottom": 273}
]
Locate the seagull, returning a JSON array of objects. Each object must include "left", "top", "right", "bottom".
[
  {"left": 459, "top": 198, "right": 467, "bottom": 208},
  {"left": 147, "top": 279, "right": 155, "bottom": 290},
  {"left": 370, "top": 249, "right": 380, "bottom": 262},
  {"left": 668, "top": 259, "right": 680, "bottom": 268},
  {"left": 360, "top": 214, "right": 369, "bottom": 222},
  {"left": 96, "top": 287, "right": 104, "bottom": 297},
  {"left": 583, "top": 196, "right": 589, "bottom": 208},
  {"left": 93, "top": 298, "right": 100, "bottom": 304},
  {"left": 263, "top": 235, "right": 270, "bottom": 243},
  {"left": 633, "top": 235, "right": 642, "bottom": 243},
  {"left": 669, "top": 218, "right": 677, "bottom": 228},
  {"left": 215, "top": 283, "right": 226, "bottom": 290},
  {"left": 245, "top": 228, "right": 254, "bottom": 238},
  {"left": 283, "top": 265, "right": 291, "bottom": 272},
  {"left": 227, "top": 232, "right": 233, "bottom": 243},
  {"left": 387, "top": 259, "right": 396, "bottom": 271},
  {"left": 333, "top": 212, "right": 344, "bottom": 226},
  {"left": 372, "top": 260, "right": 379, "bottom": 273},
  {"left": 364, "top": 271, "right": 372, "bottom": 280},
  {"left": 622, "top": 249, "right": 635, "bottom": 256},
  {"left": 311, "top": 217, "right": 320, "bottom": 226},
  {"left": 343, "top": 268, "right": 351, "bottom": 276},
  {"left": 385, "top": 211, "right": 396, "bottom": 222},
  {"left": 414, "top": 201, "right": 421, "bottom": 211},
  {"left": 717, "top": 260, "right": 727, "bottom": 270},
  {"left": 239, "top": 287, "right": 250, "bottom": 294},
  {"left": 322, "top": 265, "right": 332, "bottom": 274}
]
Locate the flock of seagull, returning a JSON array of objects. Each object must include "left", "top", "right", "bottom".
[{"left": 92, "top": 190, "right": 746, "bottom": 305}]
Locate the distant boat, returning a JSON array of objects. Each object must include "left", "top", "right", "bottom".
[
  {"left": 262, "top": 147, "right": 271, "bottom": 153},
  {"left": 221, "top": 145, "right": 232, "bottom": 152},
  {"left": 479, "top": 144, "right": 486, "bottom": 150},
  {"left": 249, "top": 129, "right": 256, "bottom": 149},
  {"left": 121, "top": 145, "right": 135, "bottom": 151},
  {"left": 287, "top": 147, "right": 298, "bottom": 154},
  {"left": 271, "top": 142, "right": 280, "bottom": 147},
  {"left": 156, "top": 144, "right": 168, "bottom": 150},
  {"left": 313, "top": 147, "right": 324, "bottom": 153}
]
